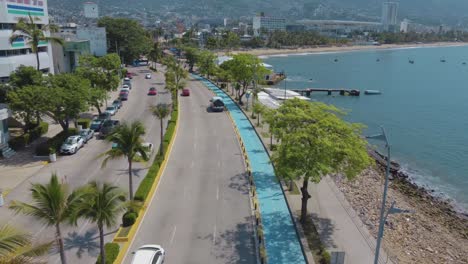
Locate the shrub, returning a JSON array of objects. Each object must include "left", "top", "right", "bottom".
[
  {"left": 77, "top": 118, "right": 91, "bottom": 129},
  {"left": 8, "top": 122, "right": 49, "bottom": 151},
  {"left": 29, "top": 122, "right": 48, "bottom": 141},
  {"left": 35, "top": 128, "right": 78, "bottom": 156},
  {"left": 122, "top": 212, "right": 137, "bottom": 227},
  {"left": 95, "top": 243, "right": 119, "bottom": 264},
  {"left": 320, "top": 250, "right": 331, "bottom": 264}
]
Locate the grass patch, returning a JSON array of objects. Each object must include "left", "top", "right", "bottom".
[
  {"left": 302, "top": 217, "right": 331, "bottom": 264},
  {"left": 96, "top": 243, "right": 120, "bottom": 264},
  {"left": 116, "top": 226, "right": 132, "bottom": 238}
]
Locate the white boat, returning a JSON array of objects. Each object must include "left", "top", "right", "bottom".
[{"left": 364, "top": 90, "right": 382, "bottom": 95}]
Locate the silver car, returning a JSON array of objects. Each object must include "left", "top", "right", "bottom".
[
  {"left": 79, "top": 129, "right": 94, "bottom": 143},
  {"left": 60, "top": 136, "right": 84, "bottom": 155}
]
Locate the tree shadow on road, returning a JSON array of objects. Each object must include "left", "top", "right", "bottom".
[
  {"left": 63, "top": 228, "right": 100, "bottom": 258},
  {"left": 228, "top": 172, "right": 250, "bottom": 195},
  {"left": 308, "top": 212, "right": 337, "bottom": 249},
  {"left": 214, "top": 217, "right": 256, "bottom": 264}
]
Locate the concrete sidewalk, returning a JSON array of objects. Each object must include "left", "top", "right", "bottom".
[{"left": 286, "top": 176, "right": 395, "bottom": 264}]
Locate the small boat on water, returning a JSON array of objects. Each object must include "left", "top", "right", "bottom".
[
  {"left": 364, "top": 90, "right": 382, "bottom": 95},
  {"left": 334, "top": 58, "right": 338, "bottom": 62},
  {"left": 440, "top": 58, "right": 446, "bottom": 62},
  {"left": 408, "top": 59, "right": 415, "bottom": 64},
  {"left": 462, "top": 62, "right": 467, "bottom": 65}
]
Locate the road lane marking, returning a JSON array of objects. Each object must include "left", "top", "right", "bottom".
[
  {"left": 191, "top": 160, "right": 195, "bottom": 168},
  {"left": 216, "top": 143, "right": 220, "bottom": 151},
  {"left": 170, "top": 226, "right": 177, "bottom": 244},
  {"left": 216, "top": 185, "right": 219, "bottom": 200},
  {"left": 217, "top": 160, "right": 221, "bottom": 168},
  {"left": 213, "top": 225, "right": 217, "bottom": 244}
]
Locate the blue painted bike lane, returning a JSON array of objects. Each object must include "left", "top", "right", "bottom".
[{"left": 193, "top": 74, "right": 306, "bottom": 264}]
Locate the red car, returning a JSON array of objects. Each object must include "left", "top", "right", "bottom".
[
  {"left": 126, "top": 72, "right": 133, "bottom": 79},
  {"left": 182, "top": 88, "right": 190, "bottom": 96},
  {"left": 148, "top": 87, "right": 157, "bottom": 96}
]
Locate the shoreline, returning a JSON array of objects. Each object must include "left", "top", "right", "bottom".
[{"left": 217, "top": 42, "right": 468, "bottom": 57}]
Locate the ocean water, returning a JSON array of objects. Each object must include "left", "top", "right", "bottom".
[{"left": 263, "top": 45, "right": 468, "bottom": 212}]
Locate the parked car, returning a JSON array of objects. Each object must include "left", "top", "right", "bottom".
[
  {"left": 145, "top": 73, "right": 152, "bottom": 79},
  {"left": 126, "top": 72, "right": 133, "bottom": 79},
  {"left": 90, "top": 119, "right": 104, "bottom": 132},
  {"left": 79, "top": 129, "right": 95, "bottom": 143},
  {"left": 105, "top": 105, "right": 118, "bottom": 116},
  {"left": 148, "top": 87, "right": 157, "bottom": 96},
  {"left": 182, "top": 88, "right": 190, "bottom": 96},
  {"left": 60, "top": 135, "right": 84, "bottom": 155},
  {"left": 131, "top": 245, "right": 165, "bottom": 264},
  {"left": 210, "top": 96, "right": 225, "bottom": 112},
  {"left": 97, "top": 112, "right": 111, "bottom": 121},
  {"left": 100, "top": 120, "right": 120, "bottom": 138},
  {"left": 112, "top": 99, "right": 122, "bottom": 109},
  {"left": 123, "top": 81, "right": 132, "bottom": 89},
  {"left": 120, "top": 92, "right": 129, "bottom": 101},
  {"left": 120, "top": 88, "right": 130, "bottom": 94}
]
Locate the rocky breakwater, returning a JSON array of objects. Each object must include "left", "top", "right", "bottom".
[{"left": 334, "top": 153, "right": 468, "bottom": 264}]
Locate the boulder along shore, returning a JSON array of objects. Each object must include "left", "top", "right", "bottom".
[{"left": 334, "top": 153, "right": 468, "bottom": 264}]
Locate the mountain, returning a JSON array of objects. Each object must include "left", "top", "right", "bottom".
[{"left": 48, "top": 0, "right": 468, "bottom": 27}]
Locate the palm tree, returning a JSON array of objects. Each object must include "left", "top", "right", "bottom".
[
  {"left": 9, "top": 174, "right": 86, "bottom": 264},
  {"left": 0, "top": 224, "right": 52, "bottom": 264},
  {"left": 148, "top": 42, "right": 162, "bottom": 70},
  {"left": 10, "top": 14, "right": 63, "bottom": 71},
  {"left": 150, "top": 104, "right": 171, "bottom": 156},
  {"left": 71, "top": 182, "right": 126, "bottom": 264},
  {"left": 100, "top": 121, "right": 148, "bottom": 200}
]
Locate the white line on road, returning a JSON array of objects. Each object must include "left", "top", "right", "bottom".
[
  {"left": 170, "top": 226, "right": 177, "bottom": 244},
  {"left": 216, "top": 143, "right": 220, "bottom": 151},
  {"left": 216, "top": 185, "right": 219, "bottom": 201},
  {"left": 217, "top": 160, "right": 221, "bottom": 168},
  {"left": 213, "top": 225, "right": 217, "bottom": 244},
  {"left": 191, "top": 160, "right": 195, "bottom": 168}
]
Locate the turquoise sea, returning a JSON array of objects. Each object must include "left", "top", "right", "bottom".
[{"left": 263, "top": 45, "right": 468, "bottom": 213}]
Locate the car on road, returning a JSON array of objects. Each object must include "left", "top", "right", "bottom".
[
  {"left": 148, "top": 87, "right": 157, "bottom": 96},
  {"left": 126, "top": 72, "right": 133, "bottom": 79},
  {"left": 120, "top": 92, "right": 129, "bottom": 101},
  {"left": 60, "top": 135, "right": 84, "bottom": 155},
  {"left": 105, "top": 105, "right": 118, "bottom": 116},
  {"left": 131, "top": 245, "right": 165, "bottom": 264},
  {"left": 99, "top": 120, "right": 120, "bottom": 138},
  {"left": 112, "top": 99, "right": 122, "bottom": 109},
  {"left": 210, "top": 96, "right": 225, "bottom": 112},
  {"left": 182, "top": 88, "right": 190, "bottom": 96},
  {"left": 79, "top": 129, "right": 94, "bottom": 143},
  {"left": 90, "top": 119, "right": 104, "bottom": 132},
  {"left": 145, "top": 73, "right": 152, "bottom": 79},
  {"left": 97, "top": 112, "right": 111, "bottom": 121},
  {"left": 122, "top": 84, "right": 131, "bottom": 90}
]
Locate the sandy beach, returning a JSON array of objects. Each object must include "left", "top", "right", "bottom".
[{"left": 217, "top": 42, "right": 468, "bottom": 57}]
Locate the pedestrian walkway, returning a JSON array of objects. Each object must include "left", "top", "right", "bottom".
[{"left": 193, "top": 74, "right": 306, "bottom": 264}]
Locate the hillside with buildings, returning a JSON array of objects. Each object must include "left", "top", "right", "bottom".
[{"left": 48, "top": 0, "right": 468, "bottom": 27}]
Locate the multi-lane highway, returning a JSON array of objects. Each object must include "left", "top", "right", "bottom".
[{"left": 123, "top": 77, "right": 256, "bottom": 264}]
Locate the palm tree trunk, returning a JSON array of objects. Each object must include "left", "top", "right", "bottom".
[
  {"left": 128, "top": 159, "right": 134, "bottom": 200},
  {"left": 35, "top": 51, "right": 40, "bottom": 71},
  {"left": 270, "top": 132, "right": 273, "bottom": 150},
  {"left": 56, "top": 224, "right": 67, "bottom": 264},
  {"left": 300, "top": 177, "right": 312, "bottom": 224},
  {"left": 160, "top": 118, "right": 164, "bottom": 156},
  {"left": 98, "top": 224, "right": 105, "bottom": 264}
]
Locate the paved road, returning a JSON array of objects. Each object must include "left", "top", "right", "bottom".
[
  {"left": 123, "top": 77, "right": 256, "bottom": 264},
  {"left": 0, "top": 65, "right": 171, "bottom": 263}
]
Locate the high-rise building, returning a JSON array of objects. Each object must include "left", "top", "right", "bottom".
[
  {"left": 253, "top": 13, "right": 286, "bottom": 36},
  {"left": 382, "top": 2, "right": 399, "bottom": 32},
  {"left": 0, "top": 0, "right": 54, "bottom": 83},
  {"left": 83, "top": 2, "right": 99, "bottom": 19}
]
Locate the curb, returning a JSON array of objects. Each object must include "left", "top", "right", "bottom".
[{"left": 112, "top": 102, "right": 180, "bottom": 264}]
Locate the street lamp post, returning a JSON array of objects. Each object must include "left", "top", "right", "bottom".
[{"left": 366, "top": 126, "right": 412, "bottom": 264}]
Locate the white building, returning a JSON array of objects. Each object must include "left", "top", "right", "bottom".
[
  {"left": 382, "top": 2, "right": 398, "bottom": 31},
  {"left": 0, "top": 104, "right": 10, "bottom": 147},
  {"left": 0, "top": 0, "right": 54, "bottom": 83},
  {"left": 253, "top": 14, "right": 286, "bottom": 36},
  {"left": 83, "top": 2, "right": 99, "bottom": 19},
  {"left": 77, "top": 27, "right": 107, "bottom": 56}
]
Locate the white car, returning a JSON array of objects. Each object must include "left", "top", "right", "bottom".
[
  {"left": 105, "top": 105, "right": 118, "bottom": 116},
  {"left": 131, "top": 245, "right": 165, "bottom": 264},
  {"left": 145, "top": 73, "right": 152, "bottom": 79},
  {"left": 60, "top": 135, "right": 84, "bottom": 155},
  {"left": 121, "top": 87, "right": 130, "bottom": 93},
  {"left": 122, "top": 84, "right": 130, "bottom": 89}
]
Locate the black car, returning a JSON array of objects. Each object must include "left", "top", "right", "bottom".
[
  {"left": 120, "top": 92, "right": 129, "bottom": 101},
  {"left": 90, "top": 119, "right": 104, "bottom": 132},
  {"left": 97, "top": 112, "right": 111, "bottom": 121},
  {"left": 112, "top": 99, "right": 122, "bottom": 109},
  {"left": 99, "top": 120, "right": 120, "bottom": 138}
]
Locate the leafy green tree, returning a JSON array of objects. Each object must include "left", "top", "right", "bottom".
[
  {"left": 76, "top": 54, "right": 121, "bottom": 114},
  {"left": 148, "top": 42, "right": 162, "bottom": 70},
  {"left": 182, "top": 47, "right": 199, "bottom": 72},
  {"left": 205, "top": 36, "right": 219, "bottom": 50},
  {"left": 252, "top": 102, "right": 267, "bottom": 126},
  {"left": 8, "top": 66, "right": 43, "bottom": 89},
  {"left": 7, "top": 85, "right": 47, "bottom": 132},
  {"left": 196, "top": 50, "right": 217, "bottom": 79},
  {"left": 0, "top": 224, "right": 52, "bottom": 264},
  {"left": 221, "top": 54, "right": 269, "bottom": 105},
  {"left": 42, "top": 74, "right": 91, "bottom": 132},
  {"left": 163, "top": 57, "right": 188, "bottom": 104},
  {"left": 150, "top": 104, "right": 171, "bottom": 156},
  {"left": 10, "top": 14, "right": 63, "bottom": 71},
  {"left": 270, "top": 99, "right": 371, "bottom": 223},
  {"left": 98, "top": 17, "right": 152, "bottom": 64},
  {"left": 72, "top": 182, "right": 126, "bottom": 264},
  {"left": 10, "top": 174, "right": 88, "bottom": 264},
  {"left": 100, "top": 121, "right": 148, "bottom": 200},
  {"left": 222, "top": 31, "right": 241, "bottom": 50}
]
